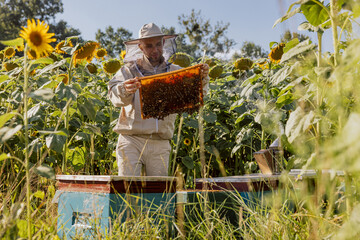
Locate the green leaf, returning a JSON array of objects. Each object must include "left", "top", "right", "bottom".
[
  {"left": 27, "top": 104, "right": 41, "bottom": 119},
  {"left": 185, "top": 118, "right": 199, "bottom": 129},
  {"left": 280, "top": 39, "right": 316, "bottom": 63},
  {"left": 269, "top": 41, "right": 278, "bottom": 49},
  {"left": 0, "top": 38, "right": 23, "bottom": 46},
  {"left": 301, "top": 1, "right": 330, "bottom": 26},
  {"left": 29, "top": 88, "right": 54, "bottom": 101},
  {"left": 81, "top": 92, "right": 102, "bottom": 101},
  {"left": 0, "top": 75, "right": 9, "bottom": 84},
  {"left": 72, "top": 146, "right": 86, "bottom": 169},
  {"left": 46, "top": 133, "right": 67, "bottom": 153},
  {"left": 36, "top": 59, "right": 67, "bottom": 76},
  {"left": 284, "top": 38, "right": 300, "bottom": 53},
  {"left": 273, "top": 6, "right": 301, "bottom": 28},
  {"left": 78, "top": 99, "right": 97, "bottom": 121},
  {"left": 235, "top": 110, "right": 255, "bottom": 124},
  {"left": 203, "top": 111, "right": 217, "bottom": 123},
  {"left": 0, "top": 112, "right": 16, "bottom": 128},
  {"left": 0, "top": 153, "right": 9, "bottom": 161},
  {"left": 298, "top": 21, "right": 322, "bottom": 32},
  {"left": 0, "top": 125, "right": 22, "bottom": 143},
  {"left": 33, "top": 190, "right": 45, "bottom": 200},
  {"left": 83, "top": 123, "right": 102, "bottom": 135},
  {"left": 34, "top": 164, "right": 55, "bottom": 180},
  {"left": 230, "top": 99, "right": 245, "bottom": 111},
  {"left": 55, "top": 83, "right": 78, "bottom": 101},
  {"left": 285, "top": 107, "right": 316, "bottom": 143},
  {"left": 31, "top": 57, "right": 54, "bottom": 65},
  {"left": 276, "top": 91, "right": 295, "bottom": 107},
  {"left": 38, "top": 130, "right": 68, "bottom": 136},
  {"left": 182, "top": 156, "right": 194, "bottom": 169},
  {"left": 39, "top": 80, "right": 58, "bottom": 89}
]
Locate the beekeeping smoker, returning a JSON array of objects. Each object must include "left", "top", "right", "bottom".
[{"left": 108, "top": 23, "right": 209, "bottom": 176}]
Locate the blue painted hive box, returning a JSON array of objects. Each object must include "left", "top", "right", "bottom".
[{"left": 54, "top": 175, "right": 177, "bottom": 239}]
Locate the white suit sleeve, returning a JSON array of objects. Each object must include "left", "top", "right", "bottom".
[
  {"left": 108, "top": 67, "right": 134, "bottom": 107},
  {"left": 202, "top": 76, "right": 210, "bottom": 96}
]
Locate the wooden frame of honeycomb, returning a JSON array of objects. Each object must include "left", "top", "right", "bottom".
[{"left": 139, "top": 64, "right": 204, "bottom": 119}]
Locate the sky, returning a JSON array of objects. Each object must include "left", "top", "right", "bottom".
[{"left": 54, "top": 0, "right": 342, "bottom": 58}]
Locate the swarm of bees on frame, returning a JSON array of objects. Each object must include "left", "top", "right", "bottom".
[{"left": 139, "top": 64, "right": 204, "bottom": 119}]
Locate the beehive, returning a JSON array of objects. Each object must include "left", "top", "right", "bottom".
[{"left": 139, "top": 64, "right": 204, "bottom": 119}]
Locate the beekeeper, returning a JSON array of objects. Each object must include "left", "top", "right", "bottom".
[{"left": 108, "top": 23, "right": 209, "bottom": 176}]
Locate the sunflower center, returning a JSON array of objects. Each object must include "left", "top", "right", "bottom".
[{"left": 30, "top": 32, "right": 43, "bottom": 46}]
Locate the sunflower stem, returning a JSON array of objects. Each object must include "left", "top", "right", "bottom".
[
  {"left": 170, "top": 115, "right": 184, "bottom": 176},
  {"left": 62, "top": 56, "right": 75, "bottom": 173},
  {"left": 23, "top": 44, "right": 32, "bottom": 239}
]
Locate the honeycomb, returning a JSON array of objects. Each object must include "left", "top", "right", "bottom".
[{"left": 139, "top": 64, "right": 204, "bottom": 119}]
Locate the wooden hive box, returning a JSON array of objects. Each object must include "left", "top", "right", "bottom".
[{"left": 54, "top": 175, "right": 177, "bottom": 239}]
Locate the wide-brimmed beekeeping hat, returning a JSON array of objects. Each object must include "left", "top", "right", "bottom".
[
  {"left": 123, "top": 23, "right": 178, "bottom": 62},
  {"left": 125, "top": 23, "right": 177, "bottom": 45}
]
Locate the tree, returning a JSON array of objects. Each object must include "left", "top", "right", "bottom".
[
  {"left": 232, "top": 41, "right": 268, "bottom": 61},
  {"left": 95, "top": 26, "right": 133, "bottom": 58},
  {"left": 161, "top": 26, "right": 198, "bottom": 57},
  {"left": 281, "top": 30, "right": 309, "bottom": 43},
  {"left": 178, "top": 9, "right": 235, "bottom": 58},
  {"left": 0, "top": 0, "right": 63, "bottom": 40},
  {"left": 49, "top": 20, "right": 81, "bottom": 42}
]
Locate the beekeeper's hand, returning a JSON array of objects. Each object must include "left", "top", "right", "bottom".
[
  {"left": 124, "top": 77, "right": 141, "bottom": 94},
  {"left": 201, "top": 64, "right": 209, "bottom": 79}
]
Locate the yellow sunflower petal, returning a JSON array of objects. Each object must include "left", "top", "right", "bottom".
[{"left": 20, "top": 19, "right": 56, "bottom": 59}]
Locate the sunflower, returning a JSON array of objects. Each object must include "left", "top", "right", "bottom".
[
  {"left": 0, "top": 51, "right": 4, "bottom": 61},
  {"left": 183, "top": 138, "right": 191, "bottom": 146},
  {"left": 257, "top": 60, "right": 269, "bottom": 70},
  {"left": 234, "top": 58, "right": 253, "bottom": 71},
  {"left": 73, "top": 41, "right": 100, "bottom": 66},
  {"left": 3, "top": 62, "right": 19, "bottom": 71},
  {"left": 58, "top": 74, "right": 69, "bottom": 85},
  {"left": 95, "top": 48, "right": 107, "bottom": 60},
  {"left": 16, "top": 44, "right": 24, "bottom": 52},
  {"left": 102, "top": 59, "right": 121, "bottom": 74},
  {"left": 26, "top": 49, "right": 43, "bottom": 60},
  {"left": 86, "top": 63, "right": 98, "bottom": 74},
  {"left": 120, "top": 50, "right": 126, "bottom": 60},
  {"left": 20, "top": 19, "right": 56, "bottom": 58},
  {"left": 55, "top": 40, "right": 73, "bottom": 54},
  {"left": 269, "top": 43, "right": 285, "bottom": 63},
  {"left": 4, "top": 47, "right": 16, "bottom": 59}
]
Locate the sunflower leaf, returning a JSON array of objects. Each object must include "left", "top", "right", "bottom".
[
  {"left": 301, "top": 1, "right": 330, "bottom": 26},
  {"left": 284, "top": 38, "right": 300, "bottom": 53},
  {"left": 182, "top": 156, "right": 194, "bottom": 169},
  {"left": 34, "top": 164, "right": 55, "bottom": 180},
  {"left": 0, "top": 38, "right": 24, "bottom": 46},
  {"left": 35, "top": 59, "right": 67, "bottom": 76},
  {"left": 31, "top": 57, "right": 54, "bottom": 65},
  {"left": 280, "top": 39, "right": 316, "bottom": 63},
  {"left": 0, "top": 112, "right": 16, "bottom": 129},
  {"left": 273, "top": 7, "right": 301, "bottom": 28},
  {"left": 0, "top": 125, "right": 22, "bottom": 143},
  {"left": 29, "top": 88, "right": 54, "bottom": 102},
  {"left": 46, "top": 132, "right": 67, "bottom": 153},
  {"left": 0, "top": 75, "right": 9, "bottom": 84}
]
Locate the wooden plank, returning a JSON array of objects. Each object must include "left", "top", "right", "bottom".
[
  {"left": 254, "top": 149, "right": 274, "bottom": 174},
  {"left": 56, "top": 175, "right": 177, "bottom": 193}
]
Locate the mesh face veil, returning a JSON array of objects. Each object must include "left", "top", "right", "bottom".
[
  {"left": 123, "top": 23, "right": 177, "bottom": 63},
  {"left": 123, "top": 36, "right": 177, "bottom": 63}
]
